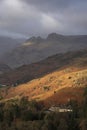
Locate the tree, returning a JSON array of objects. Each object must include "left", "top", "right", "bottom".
[
  {"left": 83, "top": 87, "right": 87, "bottom": 118},
  {"left": 19, "top": 96, "right": 29, "bottom": 110},
  {"left": 0, "top": 107, "right": 3, "bottom": 122},
  {"left": 68, "top": 99, "right": 79, "bottom": 118},
  {"left": 57, "top": 118, "right": 68, "bottom": 130}
]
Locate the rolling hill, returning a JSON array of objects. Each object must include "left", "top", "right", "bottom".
[
  {"left": 0, "top": 49, "right": 87, "bottom": 86},
  {"left": 0, "top": 49, "right": 87, "bottom": 105},
  {"left": 0, "top": 63, "right": 86, "bottom": 105}
]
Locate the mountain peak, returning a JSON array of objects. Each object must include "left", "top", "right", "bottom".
[
  {"left": 47, "top": 33, "right": 64, "bottom": 40},
  {"left": 26, "top": 36, "right": 43, "bottom": 43}
]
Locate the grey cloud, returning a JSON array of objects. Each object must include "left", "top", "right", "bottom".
[
  {"left": 23, "top": 0, "right": 87, "bottom": 12},
  {"left": 0, "top": 0, "right": 87, "bottom": 38},
  {"left": 22, "top": 0, "right": 71, "bottom": 13}
]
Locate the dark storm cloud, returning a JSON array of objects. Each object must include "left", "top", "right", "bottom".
[
  {"left": 23, "top": 0, "right": 71, "bottom": 12},
  {"left": 23, "top": 0, "right": 87, "bottom": 12},
  {"left": 0, "top": 0, "right": 87, "bottom": 38}
]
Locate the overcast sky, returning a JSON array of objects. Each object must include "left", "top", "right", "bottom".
[{"left": 0, "top": 0, "right": 87, "bottom": 38}]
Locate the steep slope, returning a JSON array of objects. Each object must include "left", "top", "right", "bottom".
[
  {"left": 0, "top": 66, "right": 86, "bottom": 105},
  {"left": 2, "top": 33, "right": 87, "bottom": 68},
  {"left": 0, "top": 49, "right": 87, "bottom": 105},
  {"left": 0, "top": 49, "right": 87, "bottom": 86}
]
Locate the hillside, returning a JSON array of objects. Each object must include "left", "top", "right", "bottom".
[
  {"left": 0, "top": 49, "right": 87, "bottom": 86},
  {"left": 0, "top": 36, "right": 25, "bottom": 59},
  {"left": 0, "top": 63, "right": 11, "bottom": 74},
  {"left": 0, "top": 65, "right": 86, "bottom": 105},
  {"left": 2, "top": 33, "right": 87, "bottom": 68},
  {"left": 0, "top": 49, "right": 87, "bottom": 105}
]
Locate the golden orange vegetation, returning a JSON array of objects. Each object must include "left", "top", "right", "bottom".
[{"left": 1, "top": 66, "right": 87, "bottom": 105}]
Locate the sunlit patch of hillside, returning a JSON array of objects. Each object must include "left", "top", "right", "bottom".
[{"left": 1, "top": 66, "right": 87, "bottom": 105}]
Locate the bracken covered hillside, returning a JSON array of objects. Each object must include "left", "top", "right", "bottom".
[
  {"left": 0, "top": 49, "right": 87, "bottom": 105},
  {"left": 0, "top": 49, "right": 87, "bottom": 86}
]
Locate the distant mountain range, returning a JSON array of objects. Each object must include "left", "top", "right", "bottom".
[{"left": 1, "top": 33, "right": 87, "bottom": 68}]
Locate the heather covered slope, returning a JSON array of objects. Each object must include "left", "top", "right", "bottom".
[
  {"left": 0, "top": 50, "right": 87, "bottom": 104},
  {"left": 2, "top": 33, "right": 87, "bottom": 68},
  {"left": 0, "top": 49, "right": 87, "bottom": 86},
  {"left": 0, "top": 66, "right": 86, "bottom": 104}
]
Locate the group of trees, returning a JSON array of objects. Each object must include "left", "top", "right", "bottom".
[{"left": 0, "top": 87, "right": 87, "bottom": 130}]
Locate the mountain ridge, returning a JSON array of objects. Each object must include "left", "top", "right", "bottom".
[{"left": 1, "top": 33, "right": 87, "bottom": 68}]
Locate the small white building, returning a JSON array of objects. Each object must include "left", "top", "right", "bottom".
[{"left": 48, "top": 106, "right": 73, "bottom": 113}]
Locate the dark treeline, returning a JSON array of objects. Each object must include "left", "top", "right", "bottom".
[{"left": 0, "top": 88, "right": 87, "bottom": 130}]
